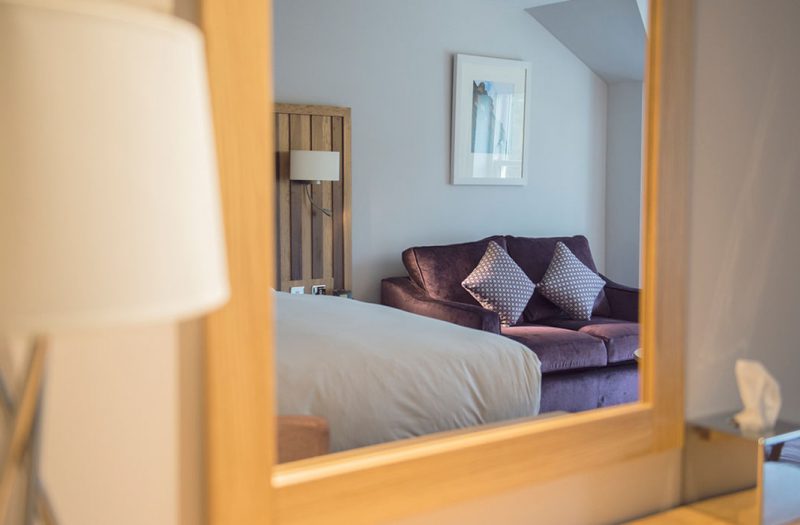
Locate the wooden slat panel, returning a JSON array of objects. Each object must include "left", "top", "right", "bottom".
[
  {"left": 342, "top": 108, "right": 352, "bottom": 290},
  {"left": 289, "top": 114, "right": 311, "bottom": 281},
  {"left": 331, "top": 116, "right": 344, "bottom": 290},
  {"left": 275, "top": 104, "right": 348, "bottom": 117},
  {"left": 311, "top": 115, "right": 331, "bottom": 148},
  {"left": 276, "top": 113, "right": 290, "bottom": 288},
  {"left": 322, "top": 172, "right": 333, "bottom": 279},
  {"left": 277, "top": 105, "right": 349, "bottom": 294},
  {"left": 289, "top": 187, "right": 303, "bottom": 280},
  {"left": 311, "top": 181, "right": 323, "bottom": 279},
  {"left": 310, "top": 115, "right": 332, "bottom": 280}
]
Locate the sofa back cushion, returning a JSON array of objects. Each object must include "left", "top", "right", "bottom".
[
  {"left": 505, "top": 235, "right": 610, "bottom": 321},
  {"left": 402, "top": 236, "right": 506, "bottom": 305}
]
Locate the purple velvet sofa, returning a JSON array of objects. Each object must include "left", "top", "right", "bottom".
[{"left": 381, "top": 235, "right": 639, "bottom": 413}]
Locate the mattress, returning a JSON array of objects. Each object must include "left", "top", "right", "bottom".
[{"left": 275, "top": 291, "right": 542, "bottom": 452}]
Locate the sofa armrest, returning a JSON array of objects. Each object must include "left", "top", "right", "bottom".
[
  {"left": 600, "top": 275, "right": 639, "bottom": 322},
  {"left": 381, "top": 277, "right": 500, "bottom": 334}
]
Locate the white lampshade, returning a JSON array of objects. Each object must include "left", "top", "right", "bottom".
[
  {"left": 290, "top": 150, "right": 341, "bottom": 182},
  {"left": 0, "top": 0, "right": 229, "bottom": 332}
]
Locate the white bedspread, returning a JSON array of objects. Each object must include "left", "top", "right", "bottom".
[{"left": 275, "top": 292, "right": 541, "bottom": 452}]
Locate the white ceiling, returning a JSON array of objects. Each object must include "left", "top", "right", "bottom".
[{"left": 522, "top": 0, "right": 647, "bottom": 83}]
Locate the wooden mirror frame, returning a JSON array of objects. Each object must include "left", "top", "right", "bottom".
[{"left": 200, "top": 0, "right": 695, "bottom": 523}]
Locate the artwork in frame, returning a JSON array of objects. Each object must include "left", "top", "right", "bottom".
[{"left": 451, "top": 54, "right": 530, "bottom": 186}]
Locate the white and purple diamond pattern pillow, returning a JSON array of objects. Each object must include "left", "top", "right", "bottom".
[
  {"left": 538, "top": 242, "right": 605, "bottom": 320},
  {"left": 461, "top": 241, "right": 535, "bottom": 327}
]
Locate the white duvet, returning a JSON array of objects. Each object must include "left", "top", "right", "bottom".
[{"left": 275, "top": 291, "right": 542, "bottom": 452}]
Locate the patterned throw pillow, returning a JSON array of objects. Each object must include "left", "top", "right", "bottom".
[
  {"left": 461, "top": 241, "right": 535, "bottom": 327},
  {"left": 538, "top": 242, "right": 606, "bottom": 320}
]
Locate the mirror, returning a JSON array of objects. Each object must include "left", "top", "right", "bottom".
[{"left": 272, "top": 0, "right": 650, "bottom": 463}]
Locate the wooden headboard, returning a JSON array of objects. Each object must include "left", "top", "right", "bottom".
[{"left": 275, "top": 104, "right": 351, "bottom": 293}]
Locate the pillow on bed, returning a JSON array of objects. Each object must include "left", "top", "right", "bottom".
[
  {"left": 461, "top": 241, "right": 535, "bottom": 327},
  {"left": 538, "top": 241, "right": 605, "bottom": 320}
]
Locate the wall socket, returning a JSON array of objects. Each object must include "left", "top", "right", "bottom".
[
  {"left": 290, "top": 286, "right": 305, "bottom": 294},
  {"left": 311, "top": 285, "right": 327, "bottom": 295}
]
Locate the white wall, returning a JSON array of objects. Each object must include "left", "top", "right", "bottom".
[
  {"left": 41, "top": 326, "right": 181, "bottom": 525},
  {"left": 685, "top": 0, "right": 800, "bottom": 422},
  {"left": 273, "top": 0, "right": 608, "bottom": 302},
  {"left": 604, "top": 81, "right": 643, "bottom": 287}
]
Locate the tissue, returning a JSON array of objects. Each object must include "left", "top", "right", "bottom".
[{"left": 733, "top": 359, "right": 781, "bottom": 432}]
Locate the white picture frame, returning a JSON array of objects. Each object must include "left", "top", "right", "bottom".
[{"left": 451, "top": 54, "right": 530, "bottom": 186}]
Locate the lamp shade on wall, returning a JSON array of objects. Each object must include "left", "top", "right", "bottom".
[
  {"left": 290, "top": 150, "right": 341, "bottom": 182},
  {"left": 0, "top": 0, "right": 229, "bottom": 332}
]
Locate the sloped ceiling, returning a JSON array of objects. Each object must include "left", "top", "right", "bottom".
[{"left": 525, "top": 0, "right": 647, "bottom": 83}]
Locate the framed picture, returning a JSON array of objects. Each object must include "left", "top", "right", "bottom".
[{"left": 451, "top": 54, "right": 530, "bottom": 186}]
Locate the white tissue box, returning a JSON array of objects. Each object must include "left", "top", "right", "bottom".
[{"left": 683, "top": 413, "right": 800, "bottom": 525}]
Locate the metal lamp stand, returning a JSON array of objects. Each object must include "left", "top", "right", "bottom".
[{"left": 0, "top": 338, "right": 57, "bottom": 525}]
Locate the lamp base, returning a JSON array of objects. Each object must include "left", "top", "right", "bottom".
[{"left": 0, "top": 337, "right": 58, "bottom": 525}]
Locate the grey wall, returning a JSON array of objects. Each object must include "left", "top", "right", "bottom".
[
  {"left": 686, "top": 0, "right": 800, "bottom": 422},
  {"left": 605, "top": 81, "right": 643, "bottom": 287},
  {"left": 274, "top": 0, "right": 608, "bottom": 302}
]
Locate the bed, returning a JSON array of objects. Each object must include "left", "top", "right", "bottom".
[{"left": 275, "top": 291, "right": 542, "bottom": 452}]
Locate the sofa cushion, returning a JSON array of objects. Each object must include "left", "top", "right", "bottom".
[
  {"left": 537, "top": 317, "right": 639, "bottom": 363},
  {"left": 402, "top": 236, "right": 506, "bottom": 305},
  {"left": 461, "top": 241, "right": 535, "bottom": 326},
  {"left": 537, "top": 242, "right": 606, "bottom": 320},
  {"left": 536, "top": 316, "right": 627, "bottom": 330},
  {"left": 579, "top": 323, "right": 639, "bottom": 364},
  {"left": 501, "top": 325, "right": 608, "bottom": 373},
  {"left": 505, "top": 235, "right": 611, "bottom": 321}
]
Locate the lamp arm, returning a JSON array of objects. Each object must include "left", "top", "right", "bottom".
[{"left": 304, "top": 184, "right": 333, "bottom": 218}]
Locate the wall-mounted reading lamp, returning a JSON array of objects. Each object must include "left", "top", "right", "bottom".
[{"left": 289, "top": 150, "right": 341, "bottom": 217}]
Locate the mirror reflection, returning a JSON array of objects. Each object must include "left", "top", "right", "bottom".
[{"left": 273, "top": 0, "right": 648, "bottom": 462}]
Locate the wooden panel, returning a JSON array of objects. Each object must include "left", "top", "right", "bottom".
[
  {"left": 275, "top": 105, "right": 350, "bottom": 293},
  {"left": 342, "top": 108, "right": 352, "bottom": 290},
  {"left": 322, "top": 177, "right": 333, "bottom": 279},
  {"left": 311, "top": 181, "right": 323, "bottom": 279},
  {"left": 200, "top": 0, "right": 274, "bottom": 523},
  {"left": 331, "top": 117, "right": 344, "bottom": 290},
  {"left": 277, "top": 114, "right": 290, "bottom": 285},
  {"left": 310, "top": 115, "right": 332, "bottom": 280},
  {"left": 289, "top": 114, "right": 311, "bottom": 281},
  {"left": 275, "top": 104, "right": 349, "bottom": 117}
]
